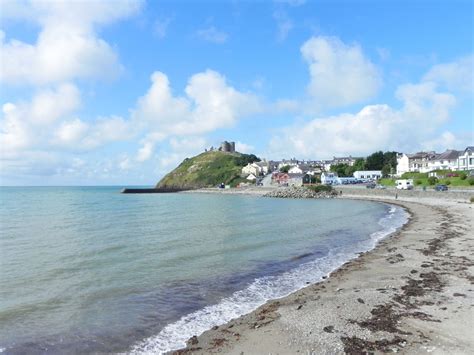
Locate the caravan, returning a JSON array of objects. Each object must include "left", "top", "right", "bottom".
[{"left": 396, "top": 179, "right": 414, "bottom": 190}]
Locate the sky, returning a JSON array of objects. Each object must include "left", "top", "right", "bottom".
[{"left": 0, "top": 0, "right": 473, "bottom": 186}]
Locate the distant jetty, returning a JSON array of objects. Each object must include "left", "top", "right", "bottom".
[{"left": 121, "top": 187, "right": 188, "bottom": 194}]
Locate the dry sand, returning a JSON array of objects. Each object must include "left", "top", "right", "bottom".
[{"left": 173, "top": 192, "right": 474, "bottom": 355}]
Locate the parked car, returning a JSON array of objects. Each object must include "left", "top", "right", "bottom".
[
  {"left": 366, "top": 182, "right": 376, "bottom": 189},
  {"left": 435, "top": 184, "right": 448, "bottom": 191}
]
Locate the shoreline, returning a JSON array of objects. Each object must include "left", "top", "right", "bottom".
[{"left": 172, "top": 192, "right": 473, "bottom": 354}]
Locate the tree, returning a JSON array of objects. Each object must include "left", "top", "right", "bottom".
[
  {"left": 280, "top": 165, "right": 290, "bottom": 173},
  {"left": 353, "top": 158, "right": 366, "bottom": 171},
  {"left": 365, "top": 151, "right": 398, "bottom": 171},
  {"left": 366, "top": 151, "right": 384, "bottom": 170},
  {"left": 381, "top": 164, "right": 391, "bottom": 178},
  {"left": 330, "top": 163, "right": 351, "bottom": 177},
  {"left": 235, "top": 154, "right": 260, "bottom": 166}
]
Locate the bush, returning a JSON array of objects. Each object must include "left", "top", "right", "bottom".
[
  {"left": 415, "top": 179, "right": 423, "bottom": 185},
  {"left": 427, "top": 176, "right": 438, "bottom": 185},
  {"left": 468, "top": 177, "right": 474, "bottom": 186},
  {"left": 445, "top": 180, "right": 451, "bottom": 185},
  {"left": 470, "top": 196, "right": 474, "bottom": 203},
  {"left": 307, "top": 185, "right": 333, "bottom": 193},
  {"left": 459, "top": 172, "right": 467, "bottom": 180}
]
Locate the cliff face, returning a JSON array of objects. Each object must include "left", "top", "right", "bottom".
[{"left": 156, "top": 151, "right": 260, "bottom": 189}]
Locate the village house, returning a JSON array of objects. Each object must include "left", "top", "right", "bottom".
[
  {"left": 288, "top": 173, "right": 304, "bottom": 186},
  {"left": 321, "top": 172, "right": 339, "bottom": 185},
  {"left": 272, "top": 172, "right": 289, "bottom": 185},
  {"left": 397, "top": 147, "right": 473, "bottom": 176},
  {"left": 396, "top": 151, "right": 437, "bottom": 175},
  {"left": 246, "top": 173, "right": 257, "bottom": 181},
  {"left": 288, "top": 165, "right": 303, "bottom": 174},
  {"left": 353, "top": 170, "right": 382, "bottom": 180},
  {"left": 457, "top": 146, "right": 474, "bottom": 171},
  {"left": 427, "top": 150, "right": 460, "bottom": 171},
  {"left": 241, "top": 163, "right": 262, "bottom": 177}
]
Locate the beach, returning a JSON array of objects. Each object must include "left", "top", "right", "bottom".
[{"left": 174, "top": 189, "right": 474, "bottom": 354}]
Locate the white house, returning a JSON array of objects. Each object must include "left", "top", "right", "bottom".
[
  {"left": 246, "top": 173, "right": 257, "bottom": 181},
  {"left": 254, "top": 161, "right": 269, "bottom": 175},
  {"left": 288, "top": 165, "right": 303, "bottom": 174},
  {"left": 241, "top": 163, "right": 262, "bottom": 176},
  {"left": 456, "top": 146, "right": 474, "bottom": 171},
  {"left": 321, "top": 172, "right": 339, "bottom": 185},
  {"left": 396, "top": 154, "right": 410, "bottom": 176},
  {"left": 288, "top": 173, "right": 303, "bottom": 186},
  {"left": 396, "top": 151, "right": 437, "bottom": 175},
  {"left": 353, "top": 170, "right": 382, "bottom": 180},
  {"left": 427, "top": 150, "right": 460, "bottom": 171}
]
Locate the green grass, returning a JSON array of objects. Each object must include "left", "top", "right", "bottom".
[
  {"left": 379, "top": 171, "right": 473, "bottom": 188},
  {"left": 379, "top": 178, "right": 395, "bottom": 186},
  {"left": 156, "top": 151, "right": 258, "bottom": 189}
]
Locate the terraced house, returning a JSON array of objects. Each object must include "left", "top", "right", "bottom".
[{"left": 396, "top": 146, "right": 474, "bottom": 176}]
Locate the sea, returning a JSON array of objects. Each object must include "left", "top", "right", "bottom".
[{"left": 0, "top": 187, "right": 408, "bottom": 354}]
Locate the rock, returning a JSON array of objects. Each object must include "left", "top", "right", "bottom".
[{"left": 263, "top": 186, "right": 338, "bottom": 199}]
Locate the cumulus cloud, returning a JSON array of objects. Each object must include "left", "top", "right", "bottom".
[
  {"left": 52, "top": 115, "right": 131, "bottom": 150},
  {"left": 268, "top": 61, "right": 461, "bottom": 159},
  {"left": 423, "top": 55, "right": 473, "bottom": 94},
  {"left": 195, "top": 26, "right": 228, "bottom": 44},
  {"left": 132, "top": 69, "right": 261, "bottom": 161},
  {"left": 156, "top": 137, "right": 208, "bottom": 171},
  {"left": 1, "top": 84, "right": 81, "bottom": 155},
  {"left": 0, "top": 0, "right": 142, "bottom": 85},
  {"left": 301, "top": 36, "right": 382, "bottom": 109},
  {"left": 235, "top": 141, "right": 255, "bottom": 154}
]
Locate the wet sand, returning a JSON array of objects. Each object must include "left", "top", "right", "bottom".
[{"left": 174, "top": 193, "right": 474, "bottom": 354}]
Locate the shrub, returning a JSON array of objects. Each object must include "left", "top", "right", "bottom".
[
  {"left": 427, "top": 176, "right": 438, "bottom": 185},
  {"left": 470, "top": 196, "right": 474, "bottom": 203},
  {"left": 415, "top": 179, "right": 423, "bottom": 185},
  {"left": 468, "top": 177, "right": 474, "bottom": 186},
  {"left": 307, "top": 185, "right": 333, "bottom": 193},
  {"left": 445, "top": 180, "right": 451, "bottom": 185},
  {"left": 459, "top": 172, "right": 467, "bottom": 180}
]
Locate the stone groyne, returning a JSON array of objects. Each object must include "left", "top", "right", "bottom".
[{"left": 263, "top": 186, "right": 338, "bottom": 199}]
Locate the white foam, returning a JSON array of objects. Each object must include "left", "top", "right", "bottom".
[{"left": 131, "top": 205, "right": 408, "bottom": 355}]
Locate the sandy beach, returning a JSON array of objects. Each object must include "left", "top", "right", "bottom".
[{"left": 174, "top": 189, "right": 474, "bottom": 354}]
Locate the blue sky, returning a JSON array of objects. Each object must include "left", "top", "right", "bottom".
[{"left": 1, "top": 0, "right": 473, "bottom": 185}]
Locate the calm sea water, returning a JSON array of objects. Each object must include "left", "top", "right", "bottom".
[{"left": 0, "top": 187, "right": 408, "bottom": 354}]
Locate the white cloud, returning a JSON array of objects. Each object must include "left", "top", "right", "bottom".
[
  {"left": 273, "top": 11, "right": 293, "bottom": 41},
  {"left": 195, "top": 26, "right": 228, "bottom": 44},
  {"left": 30, "top": 83, "right": 81, "bottom": 124},
  {"left": 153, "top": 16, "right": 173, "bottom": 38},
  {"left": 235, "top": 141, "right": 255, "bottom": 154},
  {"left": 52, "top": 115, "right": 132, "bottom": 150},
  {"left": 132, "top": 69, "right": 261, "bottom": 160},
  {"left": 157, "top": 137, "right": 208, "bottom": 171},
  {"left": 0, "top": 0, "right": 142, "bottom": 85},
  {"left": 423, "top": 55, "right": 473, "bottom": 94},
  {"left": 301, "top": 36, "right": 382, "bottom": 109},
  {"left": 54, "top": 118, "right": 89, "bottom": 145},
  {"left": 136, "top": 141, "right": 155, "bottom": 162},
  {"left": 1, "top": 83, "right": 81, "bottom": 155},
  {"left": 268, "top": 71, "right": 458, "bottom": 159}
]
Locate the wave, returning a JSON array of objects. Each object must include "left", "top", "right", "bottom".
[{"left": 130, "top": 204, "right": 408, "bottom": 354}]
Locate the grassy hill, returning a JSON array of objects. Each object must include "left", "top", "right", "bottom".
[{"left": 156, "top": 151, "right": 260, "bottom": 189}]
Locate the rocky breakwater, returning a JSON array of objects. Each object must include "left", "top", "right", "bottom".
[{"left": 263, "top": 186, "right": 338, "bottom": 199}]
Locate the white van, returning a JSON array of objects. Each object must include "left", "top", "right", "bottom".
[{"left": 396, "top": 179, "right": 414, "bottom": 190}]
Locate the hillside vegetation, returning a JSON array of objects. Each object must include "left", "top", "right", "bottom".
[{"left": 156, "top": 151, "right": 260, "bottom": 189}]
